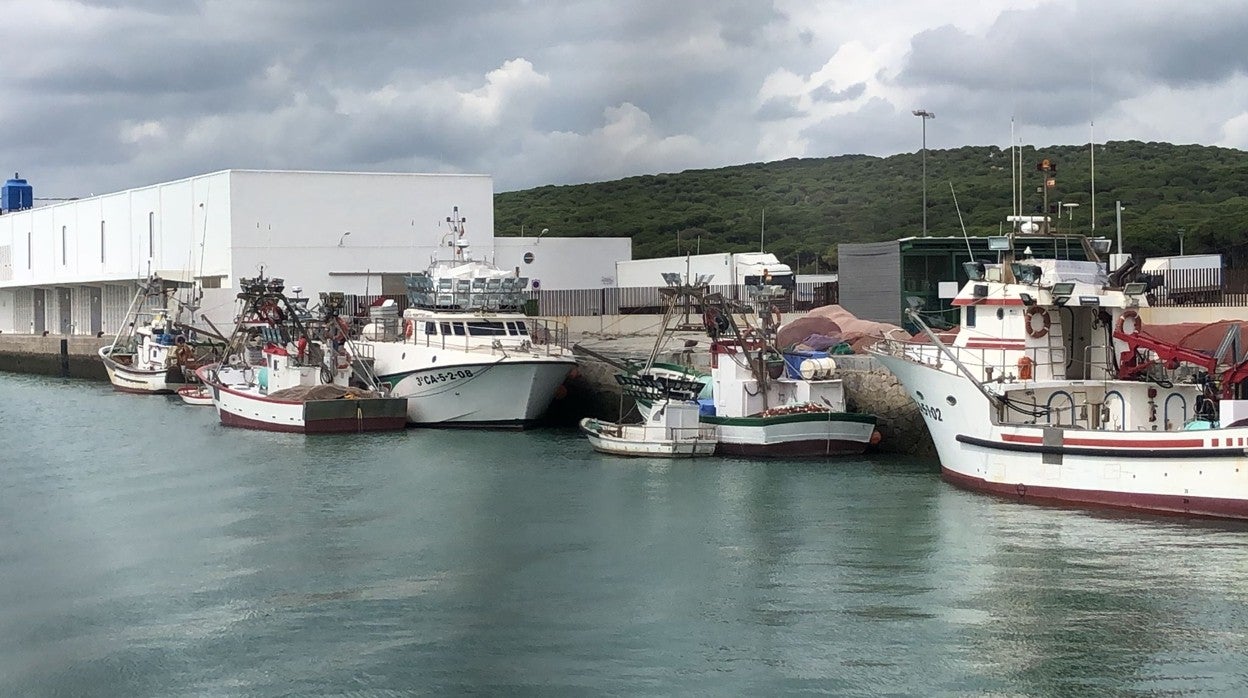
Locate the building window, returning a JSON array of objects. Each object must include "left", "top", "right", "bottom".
[
  {"left": 61, "top": 226, "right": 67, "bottom": 265},
  {"left": 27, "top": 231, "right": 32, "bottom": 269},
  {"left": 100, "top": 221, "right": 106, "bottom": 263},
  {"left": 148, "top": 212, "right": 155, "bottom": 258}
]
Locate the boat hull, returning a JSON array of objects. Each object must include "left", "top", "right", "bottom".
[
  {"left": 208, "top": 383, "right": 408, "bottom": 434},
  {"left": 873, "top": 350, "right": 1248, "bottom": 520},
  {"left": 380, "top": 357, "right": 575, "bottom": 428},
  {"left": 579, "top": 417, "right": 717, "bottom": 458},
  {"left": 701, "top": 412, "right": 877, "bottom": 457}
]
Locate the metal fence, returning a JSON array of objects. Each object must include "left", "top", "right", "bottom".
[
  {"left": 1145, "top": 268, "right": 1248, "bottom": 307},
  {"left": 345, "top": 282, "right": 838, "bottom": 318}
]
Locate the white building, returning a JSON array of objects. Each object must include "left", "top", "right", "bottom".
[
  {"left": 0, "top": 169, "right": 632, "bottom": 335},
  {"left": 493, "top": 236, "right": 631, "bottom": 290}
]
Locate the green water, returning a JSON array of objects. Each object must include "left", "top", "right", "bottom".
[{"left": 2, "top": 372, "right": 1247, "bottom": 696}]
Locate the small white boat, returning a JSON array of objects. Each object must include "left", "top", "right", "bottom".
[
  {"left": 580, "top": 374, "right": 717, "bottom": 457},
  {"left": 177, "top": 385, "right": 214, "bottom": 406}
]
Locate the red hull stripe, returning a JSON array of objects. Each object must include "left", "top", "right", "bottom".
[
  {"left": 959, "top": 434, "right": 1241, "bottom": 458},
  {"left": 1000, "top": 433, "right": 1205, "bottom": 448},
  {"left": 714, "top": 439, "right": 868, "bottom": 458},
  {"left": 952, "top": 298, "right": 1026, "bottom": 306},
  {"left": 942, "top": 467, "right": 1248, "bottom": 520},
  {"left": 219, "top": 410, "right": 406, "bottom": 433},
  {"left": 963, "top": 341, "right": 1027, "bottom": 350}
]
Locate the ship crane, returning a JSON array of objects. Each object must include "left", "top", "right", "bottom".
[{"left": 1113, "top": 323, "right": 1248, "bottom": 400}]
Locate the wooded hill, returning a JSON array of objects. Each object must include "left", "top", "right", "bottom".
[{"left": 493, "top": 141, "right": 1248, "bottom": 271}]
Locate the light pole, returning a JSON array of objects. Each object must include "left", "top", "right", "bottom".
[
  {"left": 1178, "top": 228, "right": 1186, "bottom": 255},
  {"left": 913, "top": 110, "right": 935, "bottom": 236}
]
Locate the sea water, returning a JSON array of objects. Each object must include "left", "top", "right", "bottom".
[{"left": 2, "top": 372, "right": 1247, "bottom": 696}]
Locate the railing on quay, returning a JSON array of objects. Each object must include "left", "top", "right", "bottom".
[{"left": 1144, "top": 267, "right": 1248, "bottom": 307}]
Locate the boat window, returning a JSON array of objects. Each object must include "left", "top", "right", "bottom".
[
  {"left": 439, "top": 322, "right": 452, "bottom": 335},
  {"left": 467, "top": 321, "right": 507, "bottom": 336},
  {"left": 505, "top": 321, "right": 529, "bottom": 336},
  {"left": 424, "top": 322, "right": 436, "bottom": 335},
  {"left": 452, "top": 323, "right": 466, "bottom": 336},
  {"left": 966, "top": 306, "right": 977, "bottom": 328}
]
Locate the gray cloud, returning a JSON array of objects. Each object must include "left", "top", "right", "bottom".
[{"left": 1, "top": 1, "right": 1246, "bottom": 201}]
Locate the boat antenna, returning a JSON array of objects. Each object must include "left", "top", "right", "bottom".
[
  {"left": 1089, "top": 65, "right": 1097, "bottom": 230},
  {"left": 1010, "top": 118, "right": 1017, "bottom": 222},
  {"left": 949, "top": 182, "right": 973, "bottom": 260},
  {"left": 1089, "top": 120, "right": 1096, "bottom": 231},
  {"left": 759, "top": 207, "right": 765, "bottom": 252}
]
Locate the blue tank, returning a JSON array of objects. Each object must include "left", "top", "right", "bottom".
[{"left": 1, "top": 173, "right": 33, "bottom": 212}]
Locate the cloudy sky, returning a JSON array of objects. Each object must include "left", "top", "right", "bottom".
[{"left": 4, "top": 0, "right": 1248, "bottom": 200}]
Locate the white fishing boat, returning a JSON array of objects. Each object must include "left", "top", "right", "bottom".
[
  {"left": 98, "top": 276, "right": 206, "bottom": 394},
  {"left": 697, "top": 286, "right": 880, "bottom": 457},
  {"left": 869, "top": 213, "right": 1248, "bottom": 520},
  {"left": 197, "top": 275, "right": 408, "bottom": 434},
  {"left": 580, "top": 374, "right": 718, "bottom": 457},
  {"left": 356, "top": 207, "right": 576, "bottom": 428},
  {"left": 576, "top": 282, "right": 717, "bottom": 457}
]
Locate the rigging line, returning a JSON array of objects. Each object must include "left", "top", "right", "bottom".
[{"left": 949, "top": 181, "right": 973, "bottom": 260}]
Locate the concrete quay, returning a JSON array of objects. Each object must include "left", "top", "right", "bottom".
[{"left": 0, "top": 334, "right": 111, "bottom": 380}]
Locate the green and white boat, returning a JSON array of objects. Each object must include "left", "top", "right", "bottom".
[{"left": 697, "top": 287, "right": 880, "bottom": 457}]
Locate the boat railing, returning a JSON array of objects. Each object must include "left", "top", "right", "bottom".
[
  {"left": 672, "top": 424, "right": 719, "bottom": 441},
  {"left": 875, "top": 336, "right": 1025, "bottom": 383}
]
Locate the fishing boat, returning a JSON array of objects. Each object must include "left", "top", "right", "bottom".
[
  {"left": 98, "top": 276, "right": 207, "bottom": 394},
  {"left": 697, "top": 284, "right": 880, "bottom": 457},
  {"left": 355, "top": 207, "right": 576, "bottom": 427},
  {"left": 196, "top": 275, "right": 408, "bottom": 433},
  {"left": 579, "top": 286, "right": 718, "bottom": 457},
  {"left": 580, "top": 373, "right": 718, "bottom": 457},
  {"left": 869, "top": 214, "right": 1248, "bottom": 519}
]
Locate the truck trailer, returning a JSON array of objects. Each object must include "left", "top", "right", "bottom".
[{"left": 615, "top": 252, "right": 795, "bottom": 289}]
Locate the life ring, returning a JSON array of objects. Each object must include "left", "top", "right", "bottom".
[
  {"left": 404, "top": 319, "right": 414, "bottom": 339},
  {"left": 259, "top": 300, "right": 284, "bottom": 324},
  {"left": 1116, "top": 309, "right": 1142, "bottom": 336},
  {"left": 1024, "top": 306, "right": 1051, "bottom": 339}
]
